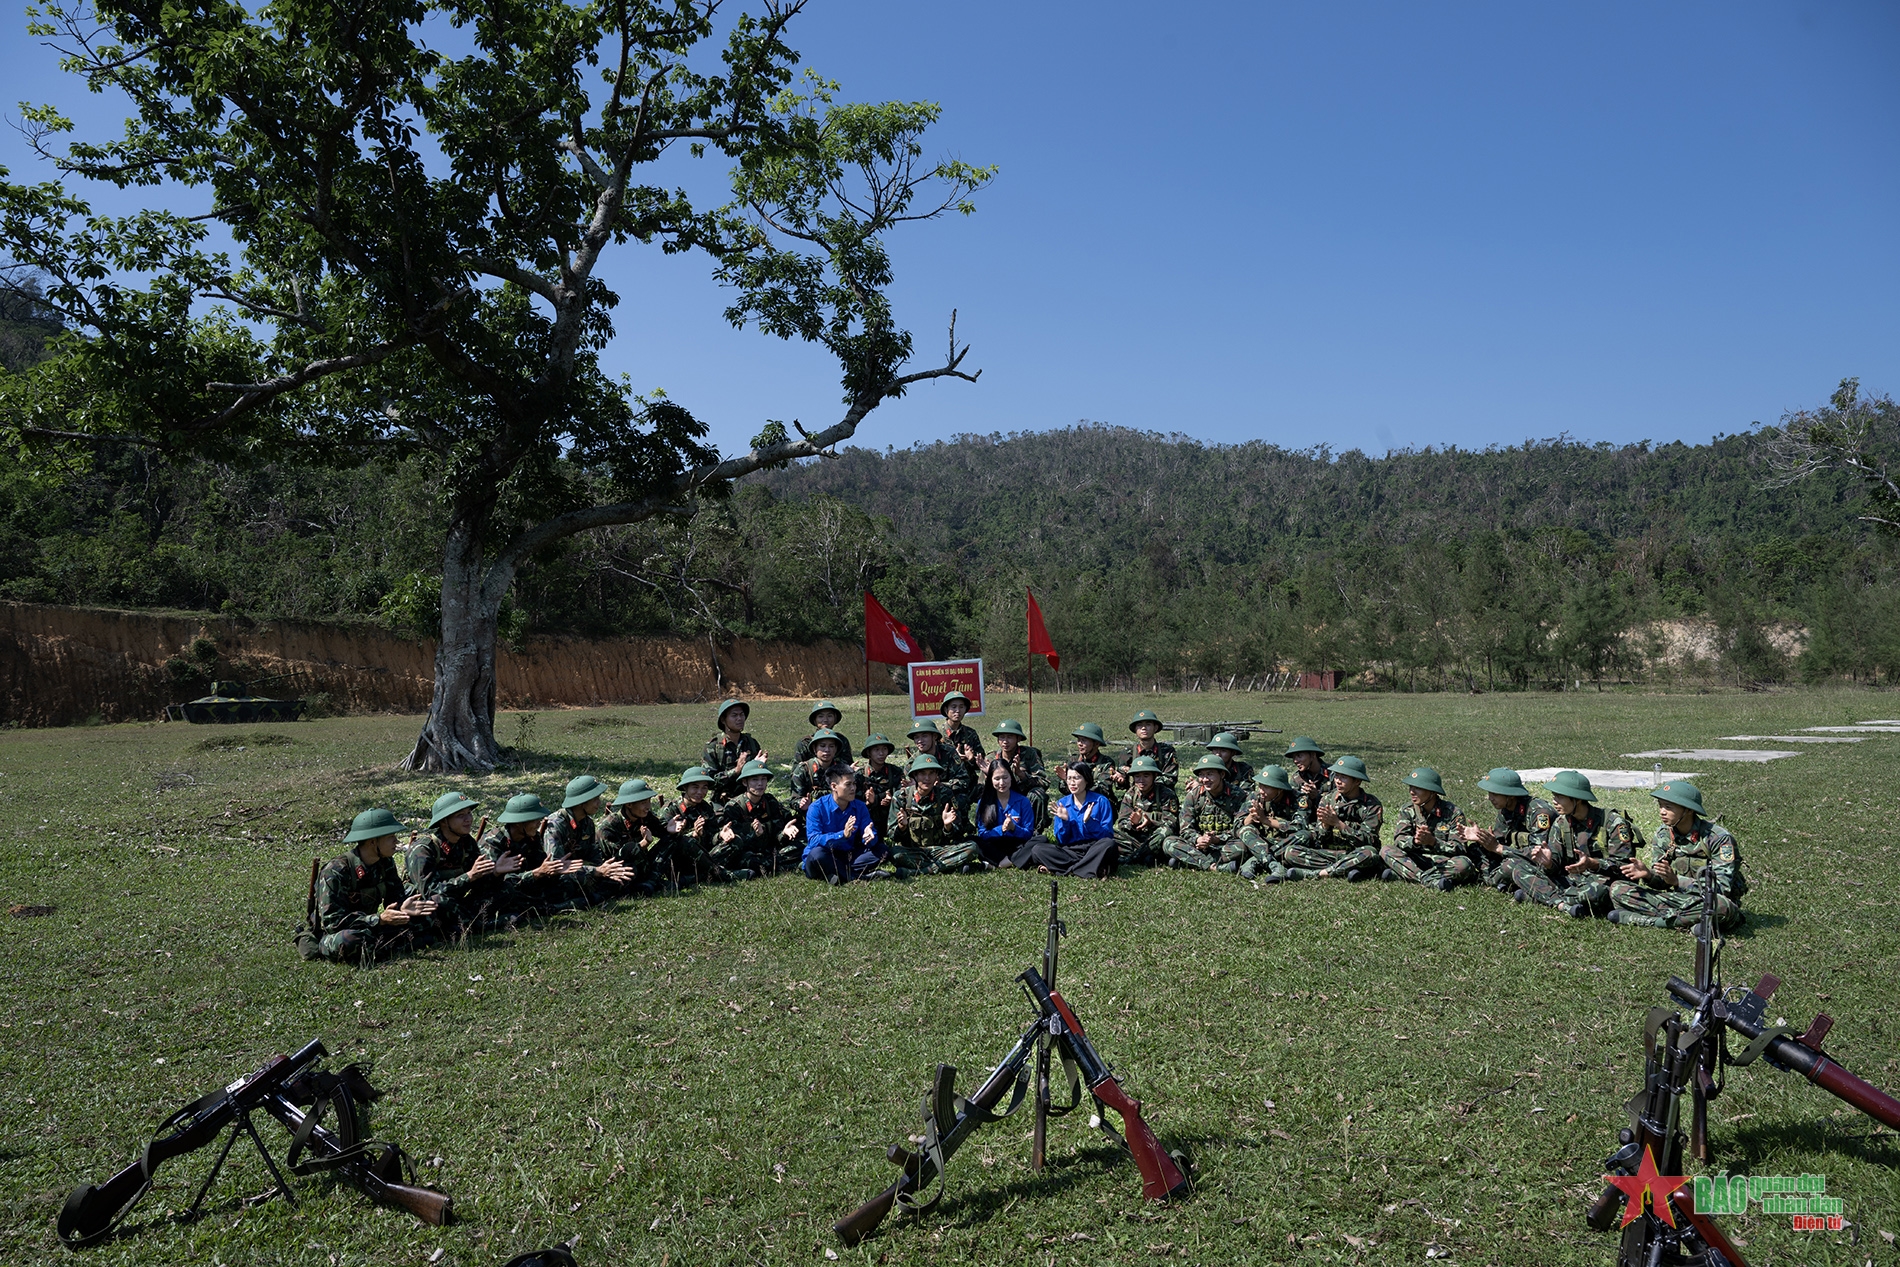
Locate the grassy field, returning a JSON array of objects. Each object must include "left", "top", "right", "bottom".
[{"left": 3, "top": 689, "right": 1898, "bottom": 1266}]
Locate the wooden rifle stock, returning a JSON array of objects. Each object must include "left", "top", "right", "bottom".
[
  {"left": 834, "top": 1180, "right": 901, "bottom": 1246},
  {"left": 361, "top": 1171, "right": 454, "bottom": 1226}
]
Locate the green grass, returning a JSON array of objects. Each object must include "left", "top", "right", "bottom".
[{"left": 4, "top": 689, "right": 1899, "bottom": 1265}]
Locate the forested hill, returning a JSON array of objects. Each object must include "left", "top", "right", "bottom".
[{"left": 754, "top": 426, "right": 1858, "bottom": 567}]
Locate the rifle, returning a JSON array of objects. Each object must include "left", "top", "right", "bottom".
[
  {"left": 56, "top": 1040, "right": 448, "bottom": 1249},
  {"left": 835, "top": 897, "right": 1187, "bottom": 1245},
  {"left": 1030, "top": 880, "right": 1066, "bottom": 1172},
  {"left": 1586, "top": 868, "right": 1900, "bottom": 1265}
]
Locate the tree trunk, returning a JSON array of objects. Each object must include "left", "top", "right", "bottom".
[{"left": 402, "top": 520, "right": 508, "bottom": 772}]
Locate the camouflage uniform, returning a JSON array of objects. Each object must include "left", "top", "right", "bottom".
[
  {"left": 665, "top": 796, "right": 726, "bottom": 883},
  {"left": 1113, "top": 783, "right": 1179, "bottom": 866},
  {"left": 1112, "top": 740, "right": 1179, "bottom": 791},
  {"left": 1477, "top": 798, "right": 1557, "bottom": 891},
  {"left": 1282, "top": 789, "right": 1384, "bottom": 878},
  {"left": 856, "top": 758, "right": 905, "bottom": 841},
  {"left": 545, "top": 810, "right": 631, "bottom": 902},
  {"left": 703, "top": 733, "right": 763, "bottom": 803},
  {"left": 1289, "top": 764, "right": 1332, "bottom": 820},
  {"left": 1610, "top": 818, "right": 1745, "bottom": 930},
  {"left": 1510, "top": 805, "right": 1639, "bottom": 913},
  {"left": 314, "top": 850, "right": 423, "bottom": 961},
  {"left": 1380, "top": 798, "right": 1474, "bottom": 888},
  {"left": 1162, "top": 782, "right": 1248, "bottom": 871},
  {"left": 405, "top": 828, "right": 511, "bottom": 931},
  {"left": 716, "top": 789, "right": 798, "bottom": 875},
  {"left": 791, "top": 756, "right": 856, "bottom": 813},
  {"left": 599, "top": 806, "right": 671, "bottom": 894},
  {"left": 793, "top": 731, "right": 855, "bottom": 766},
  {"left": 908, "top": 743, "right": 974, "bottom": 805},
  {"left": 887, "top": 782, "right": 980, "bottom": 874},
  {"left": 479, "top": 825, "right": 586, "bottom": 914},
  {"left": 940, "top": 720, "right": 987, "bottom": 766},
  {"left": 1229, "top": 791, "right": 1309, "bottom": 877}
]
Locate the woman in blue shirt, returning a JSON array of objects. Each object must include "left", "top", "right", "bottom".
[
  {"left": 972, "top": 758, "right": 1036, "bottom": 865},
  {"left": 1006, "top": 764, "right": 1119, "bottom": 879}
]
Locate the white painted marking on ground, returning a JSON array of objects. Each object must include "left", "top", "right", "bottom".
[
  {"left": 1518, "top": 768, "right": 1700, "bottom": 790},
  {"left": 1858, "top": 719, "right": 1900, "bottom": 726},
  {"left": 1718, "top": 735, "right": 1864, "bottom": 744},
  {"left": 1801, "top": 725, "right": 1900, "bottom": 733},
  {"left": 1624, "top": 748, "right": 1800, "bottom": 763}
]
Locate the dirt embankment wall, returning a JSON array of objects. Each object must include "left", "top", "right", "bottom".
[{"left": 0, "top": 602, "right": 885, "bottom": 726}]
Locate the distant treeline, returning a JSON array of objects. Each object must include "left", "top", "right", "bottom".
[{"left": 1, "top": 415, "right": 1895, "bottom": 689}]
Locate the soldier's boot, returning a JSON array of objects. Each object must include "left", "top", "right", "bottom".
[
  {"left": 1217, "top": 840, "right": 1251, "bottom": 870},
  {"left": 1608, "top": 909, "right": 1670, "bottom": 928},
  {"left": 1283, "top": 866, "right": 1321, "bottom": 881}
]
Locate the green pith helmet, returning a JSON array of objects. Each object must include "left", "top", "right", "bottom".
[
  {"left": 562, "top": 774, "right": 607, "bottom": 809},
  {"left": 908, "top": 754, "right": 945, "bottom": 775},
  {"left": 1652, "top": 780, "right": 1707, "bottom": 816},
  {"left": 1127, "top": 755, "right": 1163, "bottom": 775},
  {"left": 1128, "top": 709, "right": 1162, "bottom": 731},
  {"left": 497, "top": 793, "right": 549, "bottom": 825},
  {"left": 1072, "top": 722, "right": 1108, "bottom": 746},
  {"left": 1285, "top": 735, "right": 1326, "bottom": 757},
  {"left": 1545, "top": 769, "right": 1598, "bottom": 804},
  {"left": 808, "top": 700, "right": 843, "bottom": 726},
  {"left": 1476, "top": 767, "right": 1528, "bottom": 797},
  {"left": 610, "top": 778, "right": 656, "bottom": 806},
  {"left": 1255, "top": 764, "right": 1294, "bottom": 792},
  {"left": 738, "top": 760, "right": 773, "bottom": 781},
  {"left": 810, "top": 727, "right": 845, "bottom": 749},
  {"left": 1402, "top": 766, "right": 1447, "bottom": 797},
  {"left": 1208, "top": 731, "right": 1243, "bottom": 753},
  {"left": 1328, "top": 755, "right": 1370, "bottom": 782},
  {"left": 862, "top": 733, "right": 895, "bottom": 756},
  {"left": 715, "top": 698, "right": 749, "bottom": 728},
  {"left": 428, "top": 791, "right": 479, "bottom": 827},
  {"left": 906, "top": 720, "right": 940, "bottom": 739},
  {"left": 991, "top": 718, "right": 1027, "bottom": 738},
  {"left": 1191, "top": 753, "right": 1229, "bottom": 775},
  {"left": 344, "top": 808, "right": 403, "bottom": 843},
  {"left": 677, "top": 766, "right": 714, "bottom": 788},
  {"left": 939, "top": 690, "right": 972, "bottom": 715}
]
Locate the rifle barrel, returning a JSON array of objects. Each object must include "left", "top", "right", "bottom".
[{"left": 1667, "top": 977, "right": 1900, "bottom": 1130}]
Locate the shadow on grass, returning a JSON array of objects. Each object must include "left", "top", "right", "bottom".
[
  {"left": 924, "top": 1132, "right": 1225, "bottom": 1236},
  {"left": 1727, "top": 1118, "right": 1900, "bottom": 1169},
  {"left": 1724, "top": 911, "right": 1790, "bottom": 939}
]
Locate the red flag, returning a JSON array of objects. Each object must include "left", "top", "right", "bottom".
[
  {"left": 1027, "top": 589, "right": 1060, "bottom": 671},
  {"left": 863, "top": 591, "right": 922, "bottom": 665}
]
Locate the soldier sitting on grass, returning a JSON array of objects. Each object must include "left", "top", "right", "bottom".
[
  {"left": 1163, "top": 754, "right": 1247, "bottom": 871},
  {"left": 1108, "top": 710, "right": 1178, "bottom": 792},
  {"left": 1464, "top": 767, "right": 1555, "bottom": 892},
  {"left": 665, "top": 767, "right": 727, "bottom": 882},
  {"left": 481, "top": 793, "right": 587, "bottom": 914},
  {"left": 703, "top": 698, "right": 765, "bottom": 804},
  {"left": 791, "top": 728, "right": 854, "bottom": 815},
  {"left": 1280, "top": 756, "right": 1383, "bottom": 880},
  {"left": 1379, "top": 766, "right": 1473, "bottom": 891},
  {"left": 856, "top": 734, "right": 903, "bottom": 841},
  {"left": 793, "top": 701, "right": 855, "bottom": 766},
  {"left": 407, "top": 792, "right": 519, "bottom": 933},
  {"left": 938, "top": 691, "right": 986, "bottom": 766},
  {"left": 1112, "top": 754, "right": 1178, "bottom": 866},
  {"left": 1610, "top": 781, "right": 1746, "bottom": 930},
  {"left": 1206, "top": 732, "right": 1255, "bottom": 789},
  {"left": 1503, "top": 770, "right": 1636, "bottom": 918},
  {"left": 600, "top": 778, "right": 669, "bottom": 895},
  {"left": 905, "top": 722, "right": 973, "bottom": 805},
  {"left": 889, "top": 754, "right": 981, "bottom": 874},
  {"left": 1232, "top": 765, "right": 1306, "bottom": 881},
  {"left": 305, "top": 809, "right": 440, "bottom": 962},
  {"left": 1283, "top": 736, "right": 1332, "bottom": 819},
  {"left": 546, "top": 775, "right": 639, "bottom": 900},
  {"left": 715, "top": 759, "right": 799, "bottom": 877}
]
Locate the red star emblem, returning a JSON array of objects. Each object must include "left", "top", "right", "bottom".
[{"left": 1603, "top": 1144, "right": 1691, "bottom": 1228}]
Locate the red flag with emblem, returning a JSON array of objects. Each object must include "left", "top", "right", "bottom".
[
  {"left": 1027, "top": 589, "right": 1060, "bottom": 671},
  {"left": 863, "top": 591, "right": 921, "bottom": 665}
]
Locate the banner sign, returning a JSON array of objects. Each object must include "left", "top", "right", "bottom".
[{"left": 908, "top": 658, "right": 985, "bottom": 718}]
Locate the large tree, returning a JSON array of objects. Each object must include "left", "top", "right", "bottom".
[{"left": 0, "top": 0, "right": 989, "bottom": 769}]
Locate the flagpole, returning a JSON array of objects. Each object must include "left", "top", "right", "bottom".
[
  {"left": 1026, "top": 592, "right": 1034, "bottom": 746},
  {"left": 864, "top": 648, "right": 872, "bottom": 738}
]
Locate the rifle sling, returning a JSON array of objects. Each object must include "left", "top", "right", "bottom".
[
  {"left": 1727, "top": 1024, "right": 1794, "bottom": 1068},
  {"left": 897, "top": 1063, "right": 1036, "bottom": 1217}
]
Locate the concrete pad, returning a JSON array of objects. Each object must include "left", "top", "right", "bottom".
[
  {"left": 1719, "top": 734, "right": 1864, "bottom": 743},
  {"left": 1801, "top": 725, "right": 1900, "bottom": 733},
  {"left": 1624, "top": 748, "right": 1801, "bottom": 763},
  {"left": 1859, "top": 719, "right": 1900, "bottom": 726},
  {"left": 1518, "top": 767, "right": 1700, "bottom": 791}
]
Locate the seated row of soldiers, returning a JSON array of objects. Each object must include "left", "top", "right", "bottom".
[{"left": 297, "top": 698, "right": 1746, "bottom": 961}]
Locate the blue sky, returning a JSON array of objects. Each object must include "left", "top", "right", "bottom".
[{"left": 4, "top": 1, "right": 1897, "bottom": 459}]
